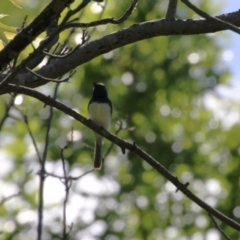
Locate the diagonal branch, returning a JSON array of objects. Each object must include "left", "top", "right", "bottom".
[
  {"left": 4, "top": 83, "right": 240, "bottom": 233},
  {"left": 209, "top": 214, "right": 231, "bottom": 240},
  {"left": 64, "top": 0, "right": 138, "bottom": 29},
  {"left": 182, "top": 0, "right": 240, "bottom": 35},
  {"left": 0, "top": 192, "right": 21, "bottom": 205}
]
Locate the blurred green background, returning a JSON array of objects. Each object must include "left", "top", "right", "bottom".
[{"left": 1, "top": 0, "right": 240, "bottom": 239}]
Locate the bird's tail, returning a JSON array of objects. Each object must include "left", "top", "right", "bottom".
[{"left": 94, "top": 139, "right": 102, "bottom": 170}]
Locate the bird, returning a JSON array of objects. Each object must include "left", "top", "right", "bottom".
[{"left": 88, "top": 82, "right": 112, "bottom": 170}]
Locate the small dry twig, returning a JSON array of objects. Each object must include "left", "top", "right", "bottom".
[
  {"left": 182, "top": 0, "right": 240, "bottom": 35},
  {"left": 25, "top": 67, "right": 75, "bottom": 83},
  {"left": 64, "top": 0, "right": 138, "bottom": 29},
  {"left": 0, "top": 192, "right": 21, "bottom": 205},
  {"left": 209, "top": 214, "right": 231, "bottom": 240}
]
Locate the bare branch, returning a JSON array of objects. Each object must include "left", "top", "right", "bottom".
[
  {"left": 61, "top": 152, "right": 71, "bottom": 239},
  {"left": 103, "top": 120, "right": 123, "bottom": 161},
  {"left": 182, "top": 0, "right": 240, "bottom": 35},
  {"left": 43, "top": 48, "right": 74, "bottom": 59},
  {"left": 103, "top": 119, "right": 133, "bottom": 163},
  {"left": 5, "top": 83, "right": 240, "bottom": 233},
  {"left": 44, "top": 169, "right": 94, "bottom": 180},
  {"left": 64, "top": 0, "right": 138, "bottom": 29},
  {"left": 209, "top": 214, "right": 231, "bottom": 240},
  {"left": 25, "top": 67, "right": 75, "bottom": 83},
  {"left": 88, "top": 0, "right": 107, "bottom": 37},
  {"left": 70, "top": 169, "right": 94, "bottom": 180},
  {"left": 0, "top": 192, "right": 21, "bottom": 205},
  {"left": 166, "top": 0, "right": 178, "bottom": 20},
  {"left": 43, "top": 30, "right": 89, "bottom": 59},
  {"left": 15, "top": 109, "right": 42, "bottom": 163}
]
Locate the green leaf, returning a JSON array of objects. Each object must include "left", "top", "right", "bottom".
[
  {"left": 10, "top": 0, "right": 22, "bottom": 8},
  {"left": 0, "top": 22, "right": 17, "bottom": 48}
]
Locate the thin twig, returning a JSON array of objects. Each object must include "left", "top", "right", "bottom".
[
  {"left": 60, "top": 130, "right": 73, "bottom": 239},
  {"left": 88, "top": 0, "right": 107, "bottom": 37},
  {"left": 181, "top": 0, "right": 240, "bottom": 35},
  {"left": 43, "top": 48, "right": 74, "bottom": 59},
  {"left": 25, "top": 67, "right": 75, "bottom": 83},
  {"left": 103, "top": 120, "right": 124, "bottom": 161},
  {"left": 43, "top": 30, "right": 89, "bottom": 59},
  {"left": 61, "top": 157, "right": 71, "bottom": 239},
  {"left": 18, "top": 15, "right": 28, "bottom": 31},
  {"left": 70, "top": 169, "right": 94, "bottom": 180},
  {"left": 0, "top": 192, "right": 21, "bottom": 205},
  {"left": 209, "top": 214, "right": 231, "bottom": 240},
  {"left": 21, "top": 112, "right": 42, "bottom": 163},
  {"left": 59, "top": 129, "right": 93, "bottom": 238},
  {"left": 44, "top": 169, "right": 94, "bottom": 180},
  {"left": 166, "top": 0, "right": 178, "bottom": 20},
  {"left": 64, "top": 0, "right": 138, "bottom": 29}
]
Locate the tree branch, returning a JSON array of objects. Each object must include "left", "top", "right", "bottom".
[
  {"left": 209, "top": 214, "right": 231, "bottom": 240},
  {"left": 182, "top": 0, "right": 240, "bottom": 35},
  {"left": 0, "top": 0, "right": 73, "bottom": 70},
  {"left": 64, "top": 0, "right": 138, "bottom": 29},
  {"left": 3, "top": 83, "right": 240, "bottom": 232},
  {"left": 0, "top": 192, "right": 21, "bottom": 205},
  {"left": 1, "top": 10, "right": 240, "bottom": 89},
  {"left": 166, "top": 0, "right": 178, "bottom": 20}
]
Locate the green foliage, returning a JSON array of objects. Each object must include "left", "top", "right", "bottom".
[{"left": 1, "top": 1, "right": 240, "bottom": 240}]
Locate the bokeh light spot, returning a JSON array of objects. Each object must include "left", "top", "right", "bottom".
[
  {"left": 188, "top": 52, "right": 200, "bottom": 64},
  {"left": 14, "top": 95, "right": 23, "bottom": 105},
  {"left": 121, "top": 72, "right": 134, "bottom": 85}
]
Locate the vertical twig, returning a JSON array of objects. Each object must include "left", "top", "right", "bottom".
[
  {"left": 37, "top": 83, "right": 60, "bottom": 240},
  {"left": 60, "top": 129, "right": 74, "bottom": 239},
  {"left": 166, "top": 0, "right": 178, "bottom": 20},
  {"left": 61, "top": 149, "right": 72, "bottom": 239}
]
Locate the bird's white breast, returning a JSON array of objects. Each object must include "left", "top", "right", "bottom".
[{"left": 88, "top": 102, "right": 111, "bottom": 129}]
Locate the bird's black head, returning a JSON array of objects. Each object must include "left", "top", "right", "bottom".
[{"left": 92, "top": 82, "right": 108, "bottom": 98}]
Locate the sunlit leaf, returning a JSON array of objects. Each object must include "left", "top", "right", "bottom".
[
  {"left": 0, "top": 21, "right": 17, "bottom": 48},
  {"left": 0, "top": 14, "right": 8, "bottom": 20},
  {"left": 0, "top": 22, "right": 17, "bottom": 33},
  {"left": 10, "top": 0, "right": 22, "bottom": 8}
]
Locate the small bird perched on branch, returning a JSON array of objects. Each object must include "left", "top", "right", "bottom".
[{"left": 88, "top": 82, "right": 112, "bottom": 170}]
